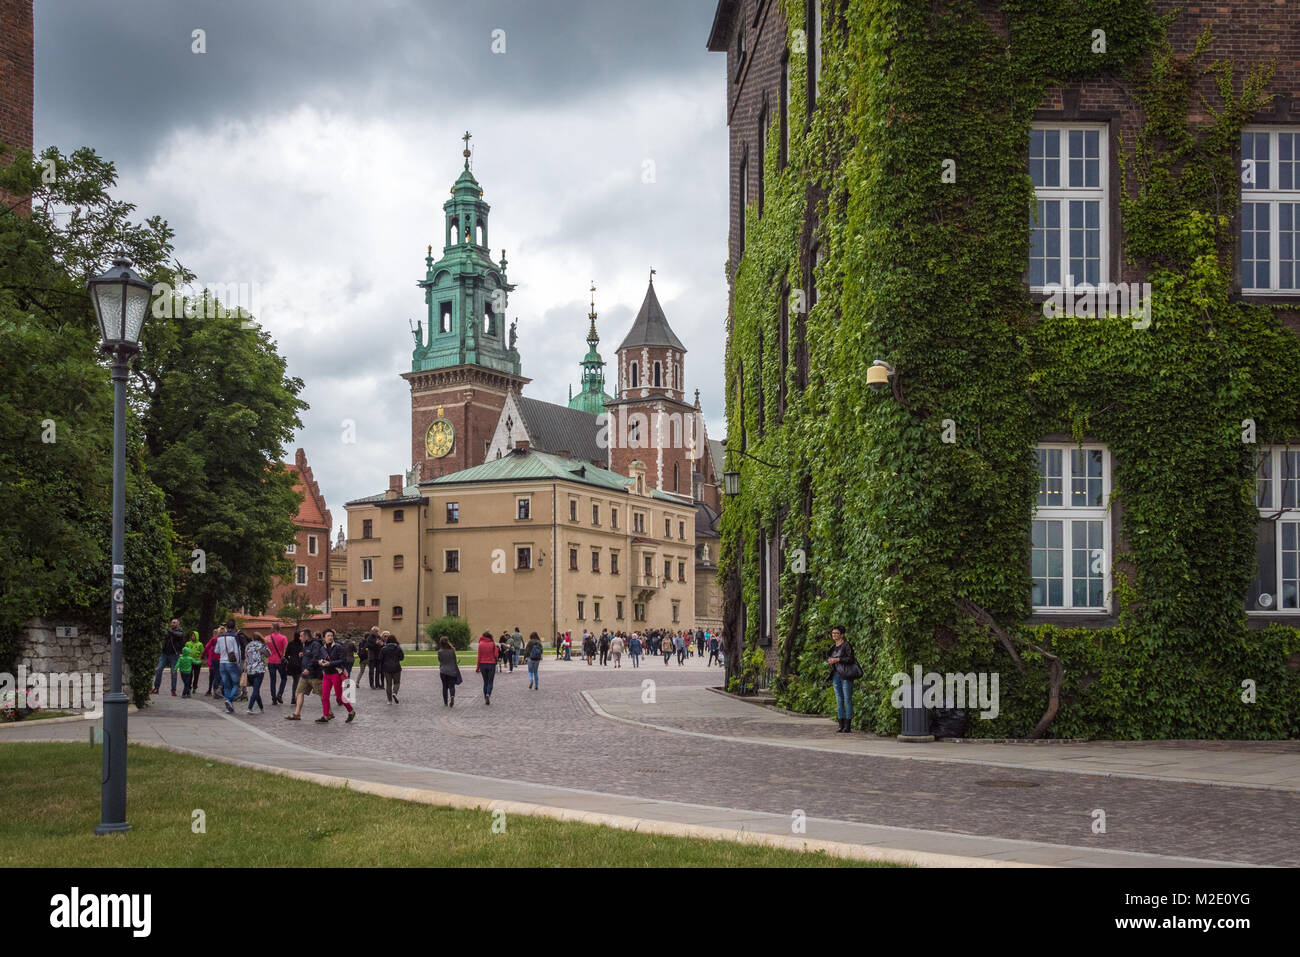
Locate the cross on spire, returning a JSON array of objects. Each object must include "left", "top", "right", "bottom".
[
  {"left": 462, "top": 130, "right": 472, "bottom": 169},
  {"left": 649, "top": 267, "right": 656, "bottom": 284},
  {"left": 589, "top": 281, "right": 597, "bottom": 317}
]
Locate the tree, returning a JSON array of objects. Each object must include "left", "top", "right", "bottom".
[
  {"left": 275, "top": 600, "right": 321, "bottom": 633},
  {"left": 0, "top": 147, "right": 176, "bottom": 702}
]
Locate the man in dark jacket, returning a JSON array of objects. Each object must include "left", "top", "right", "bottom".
[
  {"left": 379, "top": 635, "right": 404, "bottom": 704},
  {"left": 695, "top": 628, "right": 705, "bottom": 659},
  {"left": 287, "top": 630, "right": 324, "bottom": 721},
  {"left": 366, "top": 631, "right": 384, "bottom": 689},
  {"left": 152, "top": 619, "right": 187, "bottom": 696},
  {"left": 317, "top": 629, "right": 356, "bottom": 723},
  {"left": 356, "top": 626, "right": 379, "bottom": 687},
  {"left": 598, "top": 630, "right": 611, "bottom": 666}
]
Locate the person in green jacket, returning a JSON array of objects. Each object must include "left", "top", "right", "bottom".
[{"left": 178, "top": 632, "right": 204, "bottom": 698}]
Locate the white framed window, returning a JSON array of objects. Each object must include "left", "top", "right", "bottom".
[
  {"left": 295, "top": 565, "right": 307, "bottom": 586},
  {"left": 361, "top": 558, "right": 374, "bottom": 582},
  {"left": 1031, "top": 444, "right": 1110, "bottom": 611},
  {"left": 1029, "top": 125, "right": 1108, "bottom": 291},
  {"left": 517, "top": 497, "right": 531, "bottom": 520},
  {"left": 1240, "top": 128, "right": 1300, "bottom": 293},
  {"left": 1250, "top": 446, "right": 1300, "bottom": 611},
  {"left": 286, "top": 543, "right": 296, "bottom": 554}
]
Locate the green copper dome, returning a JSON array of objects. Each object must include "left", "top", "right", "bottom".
[{"left": 568, "top": 287, "right": 613, "bottom": 415}]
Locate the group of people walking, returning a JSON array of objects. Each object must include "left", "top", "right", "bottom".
[
  {"left": 464, "top": 629, "right": 546, "bottom": 705},
  {"left": 553, "top": 627, "right": 722, "bottom": 668}
]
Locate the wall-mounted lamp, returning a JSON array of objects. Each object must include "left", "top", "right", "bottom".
[{"left": 867, "top": 359, "right": 895, "bottom": 393}]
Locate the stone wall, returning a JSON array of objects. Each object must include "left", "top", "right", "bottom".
[{"left": 18, "top": 617, "right": 132, "bottom": 706}]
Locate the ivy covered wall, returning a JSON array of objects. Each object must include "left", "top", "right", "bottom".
[{"left": 720, "top": 0, "right": 1300, "bottom": 738}]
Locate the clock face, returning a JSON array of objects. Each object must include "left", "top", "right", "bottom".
[{"left": 425, "top": 418, "right": 455, "bottom": 459}]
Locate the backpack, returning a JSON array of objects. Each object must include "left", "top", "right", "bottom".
[{"left": 529, "top": 642, "right": 543, "bottom": 661}]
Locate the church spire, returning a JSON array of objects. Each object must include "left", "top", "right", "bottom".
[{"left": 568, "top": 281, "right": 613, "bottom": 415}]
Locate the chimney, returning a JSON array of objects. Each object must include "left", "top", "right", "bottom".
[
  {"left": 514, "top": 440, "right": 530, "bottom": 454},
  {"left": 386, "top": 474, "right": 402, "bottom": 499}
]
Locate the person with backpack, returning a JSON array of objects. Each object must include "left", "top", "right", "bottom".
[
  {"left": 827, "top": 625, "right": 860, "bottom": 733},
  {"left": 265, "top": 625, "right": 288, "bottom": 705},
  {"left": 525, "top": 631, "right": 544, "bottom": 690},
  {"left": 244, "top": 632, "right": 268, "bottom": 714},
  {"left": 476, "top": 631, "right": 499, "bottom": 705},
  {"left": 380, "top": 634, "right": 404, "bottom": 704},
  {"left": 286, "top": 629, "right": 322, "bottom": 721},
  {"left": 152, "top": 618, "right": 187, "bottom": 696},
  {"left": 178, "top": 631, "right": 204, "bottom": 697},
  {"left": 214, "top": 621, "right": 243, "bottom": 714},
  {"left": 284, "top": 630, "right": 304, "bottom": 701},
  {"left": 437, "top": 636, "right": 460, "bottom": 707},
  {"left": 598, "top": 630, "right": 611, "bottom": 666},
  {"left": 317, "top": 629, "right": 356, "bottom": 724}
]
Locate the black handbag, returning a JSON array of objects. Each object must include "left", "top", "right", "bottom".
[{"left": 836, "top": 660, "right": 863, "bottom": 681}]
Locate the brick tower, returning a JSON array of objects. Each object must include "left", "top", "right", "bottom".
[
  {"left": 404, "top": 134, "right": 529, "bottom": 479},
  {"left": 0, "top": 0, "right": 34, "bottom": 213},
  {"left": 606, "top": 276, "right": 701, "bottom": 496}
]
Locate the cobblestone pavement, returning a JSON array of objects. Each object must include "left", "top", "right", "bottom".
[{"left": 6, "top": 656, "right": 1296, "bottom": 865}]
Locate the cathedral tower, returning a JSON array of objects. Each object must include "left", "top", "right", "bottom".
[
  {"left": 568, "top": 283, "right": 614, "bottom": 415},
  {"left": 404, "top": 134, "right": 529, "bottom": 478}
]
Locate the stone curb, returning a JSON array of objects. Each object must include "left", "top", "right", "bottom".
[{"left": 124, "top": 738, "right": 1032, "bottom": 868}]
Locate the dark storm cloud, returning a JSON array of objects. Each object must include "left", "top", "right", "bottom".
[{"left": 35, "top": 0, "right": 717, "bottom": 163}]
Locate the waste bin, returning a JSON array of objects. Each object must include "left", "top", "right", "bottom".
[{"left": 897, "top": 678, "right": 934, "bottom": 742}]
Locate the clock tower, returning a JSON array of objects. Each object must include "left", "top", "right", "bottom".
[{"left": 404, "top": 134, "right": 529, "bottom": 479}]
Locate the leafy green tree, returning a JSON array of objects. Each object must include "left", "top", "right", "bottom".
[{"left": 275, "top": 599, "right": 321, "bottom": 633}]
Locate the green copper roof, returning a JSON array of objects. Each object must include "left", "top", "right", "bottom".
[
  {"left": 568, "top": 297, "right": 612, "bottom": 414},
  {"left": 427, "top": 447, "right": 688, "bottom": 503}
]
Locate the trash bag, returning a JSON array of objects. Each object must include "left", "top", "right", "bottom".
[{"left": 930, "top": 708, "right": 969, "bottom": 738}]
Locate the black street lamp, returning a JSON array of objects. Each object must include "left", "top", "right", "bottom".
[
  {"left": 721, "top": 447, "right": 778, "bottom": 497},
  {"left": 87, "top": 255, "right": 152, "bottom": 835}
]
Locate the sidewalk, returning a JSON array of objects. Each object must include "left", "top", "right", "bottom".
[
  {"left": 582, "top": 686, "right": 1300, "bottom": 792},
  {"left": 0, "top": 690, "right": 1261, "bottom": 867}
]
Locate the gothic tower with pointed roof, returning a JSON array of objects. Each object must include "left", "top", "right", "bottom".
[
  {"left": 606, "top": 276, "right": 699, "bottom": 497},
  {"left": 403, "top": 135, "right": 530, "bottom": 478}
]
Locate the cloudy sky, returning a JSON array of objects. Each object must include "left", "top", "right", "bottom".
[{"left": 34, "top": 0, "right": 729, "bottom": 525}]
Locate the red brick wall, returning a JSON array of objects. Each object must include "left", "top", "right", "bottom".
[
  {"left": 407, "top": 369, "right": 522, "bottom": 479},
  {"left": 271, "top": 524, "right": 330, "bottom": 611},
  {"left": 0, "top": 0, "right": 34, "bottom": 213}
]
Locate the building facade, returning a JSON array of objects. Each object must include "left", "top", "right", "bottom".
[
  {"left": 0, "top": 0, "right": 32, "bottom": 214},
  {"left": 344, "top": 470, "right": 425, "bottom": 643},
  {"left": 709, "top": 0, "right": 1300, "bottom": 735}
]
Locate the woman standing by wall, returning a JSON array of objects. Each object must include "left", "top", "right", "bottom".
[{"left": 827, "top": 625, "right": 860, "bottom": 733}]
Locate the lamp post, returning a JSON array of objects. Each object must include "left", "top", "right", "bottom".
[{"left": 87, "top": 256, "right": 152, "bottom": 835}]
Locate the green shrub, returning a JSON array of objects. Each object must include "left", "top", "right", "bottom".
[{"left": 425, "top": 616, "right": 470, "bottom": 651}]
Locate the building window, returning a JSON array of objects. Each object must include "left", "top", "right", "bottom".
[
  {"left": 611, "top": 507, "right": 619, "bottom": 529},
  {"left": 308, "top": 535, "right": 318, "bottom": 555},
  {"left": 362, "top": 519, "right": 373, "bottom": 539},
  {"left": 633, "top": 512, "right": 645, "bottom": 533},
  {"left": 758, "top": 103, "right": 768, "bottom": 218},
  {"left": 634, "top": 603, "right": 646, "bottom": 622},
  {"left": 1240, "top": 128, "right": 1300, "bottom": 293},
  {"left": 665, "top": 517, "right": 672, "bottom": 538},
  {"left": 779, "top": 286, "right": 789, "bottom": 417},
  {"left": 393, "top": 509, "right": 404, "bottom": 523},
  {"left": 341, "top": 590, "right": 348, "bottom": 606},
  {"left": 295, "top": 565, "right": 307, "bottom": 586},
  {"left": 679, "top": 520, "right": 685, "bottom": 539},
  {"left": 393, "top": 554, "right": 404, "bottom": 570},
  {"left": 446, "top": 502, "right": 459, "bottom": 523},
  {"left": 392, "top": 606, "right": 403, "bottom": 620},
  {"left": 664, "top": 559, "right": 672, "bottom": 581},
  {"left": 1249, "top": 446, "right": 1300, "bottom": 610},
  {"left": 739, "top": 154, "right": 747, "bottom": 254},
  {"left": 446, "top": 595, "right": 459, "bottom": 617},
  {"left": 673, "top": 462, "right": 679, "bottom": 493},
  {"left": 736, "top": 26, "right": 745, "bottom": 80},
  {"left": 370, "top": 599, "right": 380, "bottom": 607},
  {"left": 517, "top": 498, "right": 531, "bottom": 520},
  {"left": 592, "top": 503, "right": 600, "bottom": 525},
  {"left": 577, "top": 600, "right": 585, "bottom": 621},
  {"left": 644, "top": 555, "right": 653, "bottom": 578},
  {"left": 286, "top": 543, "right": 296, "bottom": 554},
  {"left": 569, "top": 547, "right": 579, "bottom": 571},
  {"left": 779, "top": 52, "right": 789, "bottom": 169},
  {"left": 672, "top": 601, "right": 680, "bottom": 624},
  {"left": 445, "top": 550, "right": 459, "bottom": 573},
  {"left": 1029, "top": 125, "right": 1108, "bottom": 290},
  {"left": 517, "top": 547, "right": 532, "bottom": 569},
  {"left": 439, "top": 301, "right": 452, "bottom": 334},
  {"left": 317, "top": 570, "right": 325, "bottom": 581},
  {"left": 570, "top": 499, "right": 578, "bottom": 522},
  {"left": 653, "top": 361, "right": 662, "bottom": 387},
  {"left": 1031, "top": 445, "right": 1110, "bottom": 610},
  {"left": 617, "top": 599, "right": 625, "bottom": 619},
  {"left": 611, "top": 551, "right": 619, "bottom": 575},
  {"left": 592, "top": 549, "right": 601, "bottom": 572},
  {"left": 678, "top": 561, "right": 686, "bottom": 581},
  {"left": 630, "top": 361, "right": 639, "bottom": 388},
  {"left": 808, "top": 0, "right": 822, "bottom": 112},
  {"left": 361, "top": 559, "right": 374, "bottom": 582}
]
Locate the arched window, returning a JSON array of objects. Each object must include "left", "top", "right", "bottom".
[
  {"left": 630, "top": 361, "right": 639, "bottom": 388},
  {"left": 448, "top": 215, "right": 459, "bottom": 245},
  {"left": 484, "top": 303, "right": 496, "bottom": 336},
  {"left": 653, "top": 362, "right": 662, "bottom": 387},
  {"left": 477, "top": 222, "right": 486, "bottom": 246},
  {"left": 673, "top": 462, "right": 680, "bottom": 492}
]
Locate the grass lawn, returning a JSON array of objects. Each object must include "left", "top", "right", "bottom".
[
  {"left": 0, "top": 743, "right": 895, "bottom": 868},
  {"left": 398, "top": 650, "right": 478, "bottom": 667},
  {"left": 0, "top": 710, "right": 74, "bottom": 723}
]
